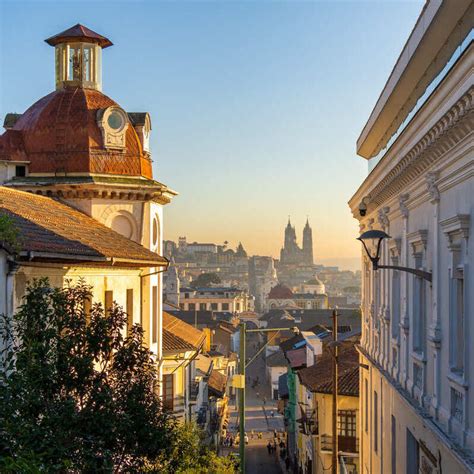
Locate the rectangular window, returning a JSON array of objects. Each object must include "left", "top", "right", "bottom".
[
  {"left": 450, "top": 268, "right": 464, "bottom": 373},
  {"left": 374, "top": 391, "right": 378, "bottom": 453},
  {"left": 236, "top": 303, "right": 241, "bottom": 311},
  {"left": 105, "top": 290, "right": 113, "bottom": 313},
  {"left": 337, "top": 410, "right": 357, "bottom": 437},
  {"left": 126, "top": 289, "right": 133, "bottom": 337},
  {"left": 365, "top": 379, "right": 368, "bottom": 433},
  {"left": 391, "top": 415, "right": 396, "bottom": 474},
  {"left": 406, "top": 428, "right": 419, "bottom": 474},
  {"left": 15, "top": 165, "right": 26, "bottom": 177},
  {"left": 199, "top": 303, "right": 207, "bottom": 311},
  {"left": 83, "top": 296, "right": 92, "bottom": 324},
  {"left": 152, "top": 286, "right": 157, "bottom": 343},
  {"left": 451, "top": 388, "right": 464, "bottom": 423},
  {"left": 211, "top": 303, "right": 218, "bottom": 310},
  {"left": 189, "top": 303, "right": 196, "bottom": 310},
  {"left": 413, "top": 363, "right": 423, "bottom": 389},
  {"left": 163, "top": 374, "right": 174, "bottom": 411},
  {"left": 222, "top": 303, "right": 229, "bottom": 311}
]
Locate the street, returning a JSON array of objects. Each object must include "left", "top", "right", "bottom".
[{"left": 223, "top": 331, "right": 289, "bottom": 473}]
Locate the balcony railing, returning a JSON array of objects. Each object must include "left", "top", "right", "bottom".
[{"left": 320, "top": 434, "right": 359, "bottom": 454}]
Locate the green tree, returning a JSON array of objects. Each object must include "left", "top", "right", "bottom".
[
  {"left": 0, "top": 213, "right": 20, "bottom": 252},
  {"left": 0, "top": 279, "right": 236, "bottom": 473},
  {"left": 190, "top": 273, "right": 221, "bottom": 288}
]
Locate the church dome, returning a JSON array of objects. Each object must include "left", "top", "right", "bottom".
[
  {"left": 268, "top": 283, "right": 294, "bottom": 299},
  {"left": 0, "top": 25, "right": 153, "bottom": 180},
  {"left": 1, "top": 87, "right": 152, "bottom": 179},
  {"left": 303, "top": 275, "right": 325, "bottom": 294}
]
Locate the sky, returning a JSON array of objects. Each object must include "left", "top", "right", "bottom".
[{"left": 0, "top": 0, "right": 424, "bottom": 271}]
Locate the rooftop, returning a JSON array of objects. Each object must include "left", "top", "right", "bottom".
[
  {"left": 45, "top": 24, "right": 113, "bottom": 48},
  {"left": 298, "top": 344, "right": 359, "bottom": 396},
  {"left": 0, "top": 187, "right": 167, "bottom": 267},
  {"left": 162, "top": 312, "right": 205, "bottom": 353}
]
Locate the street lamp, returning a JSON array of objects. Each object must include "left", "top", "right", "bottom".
[{"left": 357, "top": 230, "right": 432, "bottom": 282}]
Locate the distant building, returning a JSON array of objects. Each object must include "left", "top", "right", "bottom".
[
  {"left": 248, "top": 255, "right": 278, "bottom": 312},
  {"left": 178, "top": 286, "right": 249, "bottom": 313},
  {"left": 280, "top": 218, "right": 314, "bottom": 266},
  {"left": 266, "top": 283, "right": 328, "bottom": 311}
]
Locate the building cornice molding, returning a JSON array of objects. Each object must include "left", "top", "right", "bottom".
[
  {"left": 367, "top": 87, "right": 474, "bottom": 208},
  {"left": 350, "top": 87, "right": 474, "bottom": 217}
]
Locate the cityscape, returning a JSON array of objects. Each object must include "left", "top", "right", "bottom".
[{"left": 0, "top": 1, "right": 473, "bottom": 474}]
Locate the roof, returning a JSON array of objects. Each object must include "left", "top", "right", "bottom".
[
  {"left": 208, "top": 369, "right": 227, "bottom": 398},
  {"left": 45, "top": 24, "right": 113, "bottom": 48},
  {"left": 265, "top": 309, "right": 361, "bottom": 332},
  {"left": 0, "top": 187, "right": 167, "bottom": 267},
  {"left": 297, "top": 344, "right": 359, "bottom": 396},
  {"left": 285, "top": 347, "right": 307, "bottom": 369},
  {"left": 357, "top": 1, "right": 473, "bottom": 158},
  {"left": 268, "top": 284, "right": 294, "bottom": 299},
  {"left": 278, "top": 373, "right": 289, "bottom": 399},
  {"left": 266, "top": 350, "right": 287, "bottom": 368},
  {"left": 195, "top": 354, "right": 213, "bottom": 376},
  {"left": 167, "top": 310, "right": 234, "bottom": 327},
  {"left": 0, "top": 88, "right": 153, "bottom": 180},
  {"left": 162, "top": 312, "right": 205, "bottom": 353},
  {"left": 280, "top": 333, "right": 305, "bottom": 353}
]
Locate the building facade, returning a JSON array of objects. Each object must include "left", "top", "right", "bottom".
[
  {"left": 349, "top": 3, "right": 474, "bottom": 473},
  {"left": 0, "top": 24, "right": 176, "bottom": 394}
]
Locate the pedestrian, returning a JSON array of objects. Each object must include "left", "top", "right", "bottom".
[
  {"left": 230, "top": 436, "right": 233, "bottom": 448},
  {"left": 271, "top": 410, "right": 274, "bottom": 417},
  {"left": 251, "top": 429, "right": 254, "bottom": 439},
  {"left": 267, "top": 442, "right": 272, "bottom": 454},
  {"left": 256, "top": 391, "right": 260, "bottom": 398},
  {"left": 273, "top": 429, "right": 277, "bottom": 439},
  {"left": 258, "top": 431, "right": 263, "bottom": 439},
  {"left": 263, "top": 396, "right": 267, "bottom": 405}
]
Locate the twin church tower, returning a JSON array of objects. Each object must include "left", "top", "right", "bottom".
[{"left": 280, "top": 218, "right": 313, "bottom": 265}]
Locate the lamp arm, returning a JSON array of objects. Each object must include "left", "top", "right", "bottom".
[
  {"left": 359, "top": 239, "right": 378, "bottom": 266},
  {"left": 377, "top": 264, "right": 432, "bottom": 282}
]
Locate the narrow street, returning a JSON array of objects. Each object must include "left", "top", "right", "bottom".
[{"left": 223, "top": 331, "right": 288, "bottom": 473}]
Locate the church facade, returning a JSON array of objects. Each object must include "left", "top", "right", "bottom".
[{"left": 280, "top": 218, "right": 313, "bottom": 265}]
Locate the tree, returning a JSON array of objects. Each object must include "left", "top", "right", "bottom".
[
  {"left": 0, "top": 279, "right": 236, "bottom": 473},
  {"left": 190, "top": 273, "right": 221, "bottom": 288},
  {"left": 0, "top": 213, "right": 20, "bottom": 252}
]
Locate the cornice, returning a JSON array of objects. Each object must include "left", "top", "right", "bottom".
[{"left": 368, "top": 87, "right": 474, "bottom": 207}]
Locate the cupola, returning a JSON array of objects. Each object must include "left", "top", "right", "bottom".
[{"left": 45, "top": 24, "right": 113, "bottom": 91}]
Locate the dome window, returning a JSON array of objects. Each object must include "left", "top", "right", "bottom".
[{"left": 97, "top": 107, "right": 128, "bottom": 150}]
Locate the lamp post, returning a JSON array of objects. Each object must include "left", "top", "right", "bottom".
[
  {"left": 237, "top": 323, "right": 299, "bottom": 473},
  {"left": 357, "top": 230, "right": 432, "bottom": 282}
]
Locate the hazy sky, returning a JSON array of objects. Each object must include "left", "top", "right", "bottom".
[{"left": 0, "top": 0, "right": 423, "bottom": 270}]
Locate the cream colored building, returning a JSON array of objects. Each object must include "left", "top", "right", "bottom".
[
  {"left": 349, "top": 2, "right": 473, "bottom": 473},
  {"left": 0, "top": 24, "right": 176, "bottom": 394}
]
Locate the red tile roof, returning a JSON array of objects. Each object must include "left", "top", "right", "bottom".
[
  {"left": 162, "top": 312, "right": 205, "bottom": 353},
  {"left": 0, "top": 186, "right": 167, "bottom": 267},
  {"left": 208, "top": 369, "right": 227, "bottom": 398},
  {"left": 0, "top": 88, "right": 152, "bottom": 179},
  {"left": 268, "top": 284, "right": 294, "bottom": 299},
  {"left": 297, "top": 344, "right": 359, "bottom": 397},
  {"left": 45, "top": 24, "right": 113, "bottom": 48}
]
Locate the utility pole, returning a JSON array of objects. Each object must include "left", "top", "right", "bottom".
[
  {"left": 332, "top": 308, "right": 339, "bottom": 474},
  {"left": 239, "top": 322, "right": 246, "bottom": 474}
]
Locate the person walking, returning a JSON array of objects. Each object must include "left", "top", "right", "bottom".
[{"left": 267, "top": 442, "right": 272, "bottom": 454}]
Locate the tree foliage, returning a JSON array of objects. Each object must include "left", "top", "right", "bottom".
[
  {"left": 190, "top": 273, "right": 221, "bottom": 288},
  {"left": 0, "top": 213, "right": 20, "bottom": 253},
  {"left": 0, "top": 279, "right": 236, "bottom": 473}
]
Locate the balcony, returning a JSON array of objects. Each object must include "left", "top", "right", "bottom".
[{"left": 320, "top": 434, "right": 359, "bottom": 454}]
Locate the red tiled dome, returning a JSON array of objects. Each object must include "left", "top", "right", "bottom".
[
  {"left": 0, "top": 88, "right": 152, "bottom": 179},
  {"left": 268, "top": 284, "right": 294, "bottom": 299}
]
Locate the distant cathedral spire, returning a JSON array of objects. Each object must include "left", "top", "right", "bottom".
[{"left": 303, "top": 219, "right": 313, "bottom": 264}]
